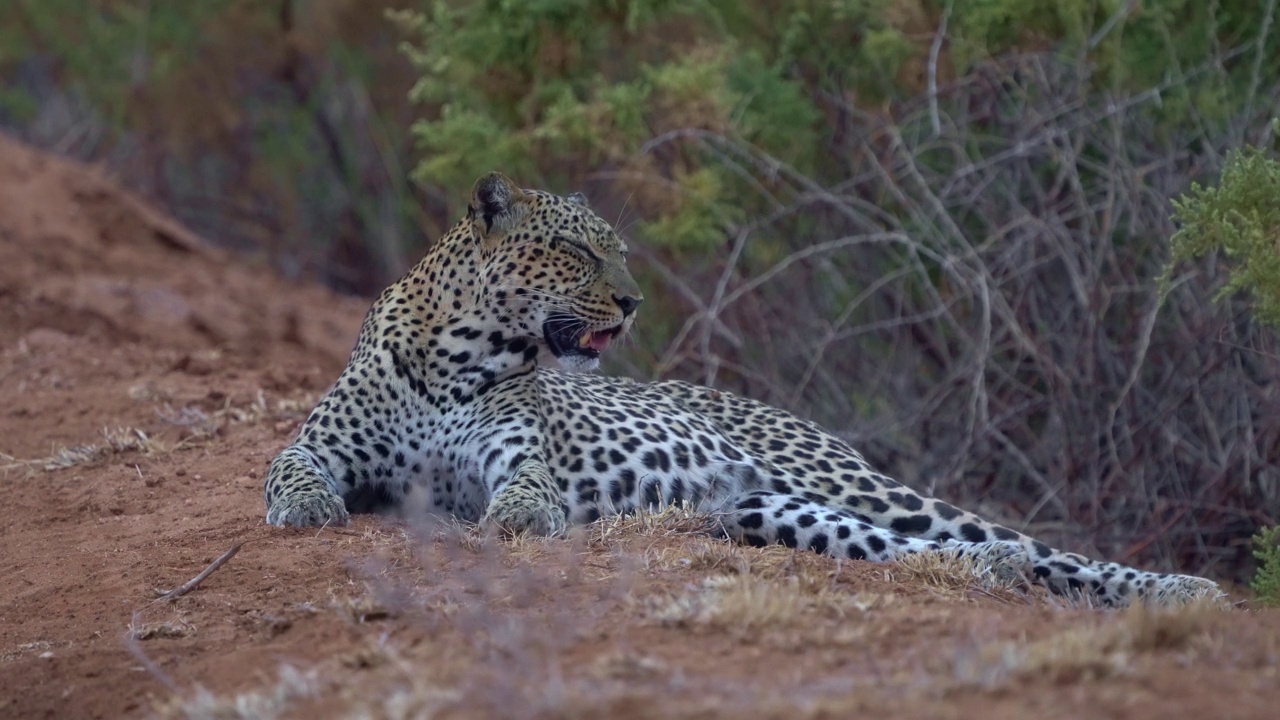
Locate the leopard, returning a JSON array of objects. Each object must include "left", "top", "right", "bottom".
[{"left": 264, "top": 171, "right": 1224, "bottom": 608}]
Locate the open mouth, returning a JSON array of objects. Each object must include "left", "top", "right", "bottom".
[{"left": 542, "top": 314, "right": 623, "bottom": 359}]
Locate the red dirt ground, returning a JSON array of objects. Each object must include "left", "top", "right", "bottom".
[{"left": 1, "top": 133, "right": 1278, "bottom": 719}]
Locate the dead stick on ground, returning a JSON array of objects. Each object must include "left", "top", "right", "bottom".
[{"left": 153, "top": 541, "right": 245, "bottom": 603}]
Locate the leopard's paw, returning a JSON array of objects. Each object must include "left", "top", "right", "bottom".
[
  {"left": 483, "top": 489, "right": 566, "bottom": 537},
  {"left": 266, "top": 490, "right": 350, "bottom": 528}
]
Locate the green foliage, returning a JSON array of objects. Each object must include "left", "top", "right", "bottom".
[
  {"left": 411, "top": 106, "right": 539, "bottom": 190},
  {"left": 393, "top": 1, "right": 667, "bottom": 189},
  {"left": 724, "top": 50, "right": 822, "bottom": 160},
  {"left": 951, "top": 0, "right": 1097, "bottom": 59},
  {"left": 643, "top": 168, "right": 744, "bottom": 251},
  {"left": 391, "top": 1, "right": 824, "bottom": 254},
  {"left": 1168, "top": 124, "right": 1280, "bottom": 325},
  {"left": 938, "top": 0, "right": 1279, "bottom": 128},
  {"left": 391, "top": 0, "right": 1278, "bottom": 260},
  {"left": 1252, "top": 526, "right": 1280, "bottom": 606},
  {"left": 763, "top": 0, "right": 912, "bottom": 102}
]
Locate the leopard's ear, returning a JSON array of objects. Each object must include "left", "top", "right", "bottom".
[
  {"left": 468, "top": 172, "right": 527, "bottom": 237},
  {"left": 566, "top": 192, "right": 589, "bottom": 208}
]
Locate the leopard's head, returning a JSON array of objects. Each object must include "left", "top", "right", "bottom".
[{"left": 468, "top": 172, "right": 642, "bottom": 371}]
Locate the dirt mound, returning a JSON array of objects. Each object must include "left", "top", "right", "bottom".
[{"left": 0, "top": 133, "right": 1276, "bottom": 719}]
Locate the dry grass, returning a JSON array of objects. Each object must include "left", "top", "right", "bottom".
[
  {"left": 0, "top": 426, "right": 178, "bottom": 473},
  {"left": 152, "top": 388, "right": 318, "bottom": 438},
  {"left": 0, "top": 386, "right": 320, "bottom": 476},
  {"left": 155, "top": 666, "right": 319, "bottom": 720},
  {"left": 579, "top": 502, "right": 717, "bottom": 546},
  {"left": 368, "top": 676, "right": 462, "bottom": 720},
  {"left": 650, "top": 572, "right": 889, "bottom": 633},
  {"left": 888, "top": 548, "right": 1036, "bottom": 604},
  {"left": 951, "top": 600, "right": 1219, "bottom": 688},
  {"left": 586, "top": 650, "right": 668, "bottom": 680},
  {"left": 200, "top": 389, "right": 318, "bottom": 426},
  {"left": 129, "top": 616, "right": 196, "bottom": 641},
  {"left": 642, "top": 535, "right": 753, "bottom": 574},
  {"left": 330, "top": 588, "right": 399, "bottom": 625},
  {"left": 646, "top": 543, "right": 892, "bottom": 635},
  {"left": 142, "top": 507, "right": 1252, "bottom": 719},
  {"left": 337, "top": 636, "right": 397, "bottom": 671},
  {"left": 0, "top": 640, "right": 55, "bottom": 663},
  {"left": 604, "top": 507, "right": 1043, "bottom": 632},
  {"left": 423, "top": 517, "right": 489, "bottom": 553}
]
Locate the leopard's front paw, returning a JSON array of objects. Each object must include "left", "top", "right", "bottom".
[
  {"left": 483, "top": 489, "right": 566, "bottom": 537},
  {"left": 266, "top": 490, "right": 350, "bottom": 528}
]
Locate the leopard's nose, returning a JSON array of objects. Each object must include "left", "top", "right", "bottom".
[{"left": 613, "top": 293, "right": 643, "bottom": 317}]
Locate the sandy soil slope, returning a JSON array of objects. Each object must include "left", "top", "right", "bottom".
[{"left": 0, "top": 133, "right": 1277, "bottom": 720}]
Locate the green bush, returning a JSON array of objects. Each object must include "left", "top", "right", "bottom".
[
  {"left": 389, "top": 1, "right": 827, "bottom": 255},
  {"left": 1252, "top": 526, "right": 1280, "bottom": 605},
  {"left": 1168, "top": 122, "right": 1280, "bottom": 324}
]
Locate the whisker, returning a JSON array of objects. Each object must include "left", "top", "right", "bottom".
[
  {"left": 493, "top": 283, "right": 577, "bottom": 308},
  {"left": 615, "top": 190, "right": 636, "bottom": 229}
]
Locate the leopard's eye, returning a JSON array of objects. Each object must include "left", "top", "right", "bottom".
[{"left": 555, "top": 236, "right": 601, "bottom": 263}]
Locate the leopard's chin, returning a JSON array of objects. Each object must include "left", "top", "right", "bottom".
[
  {"left": 534, "top": 339, "right": 600, "bottom": 373},
  {"left": 549, "top": 352, "right": 601, "bottom": 373}
]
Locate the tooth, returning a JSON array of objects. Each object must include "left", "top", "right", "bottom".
[{"left": 579, "top": 333, "right": 592, "bottom": 348}]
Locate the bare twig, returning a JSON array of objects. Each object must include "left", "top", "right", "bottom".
[
  {"left": 927, "top": 1, "right": 953, "bottom": 137},
  {"left": 638, "top": 45, "right": 1279, "bottom": 580},
  {"left": 153, "top": 542, "right": 245, "bottom": 603}
]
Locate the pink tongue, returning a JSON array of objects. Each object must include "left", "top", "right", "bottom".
[{"left": 586, "top": 331, "right": 612, "bottom": 352}]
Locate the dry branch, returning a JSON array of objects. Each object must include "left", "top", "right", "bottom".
[{"left": 154, "top": 542, "right": 245, "bottom": 603}]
